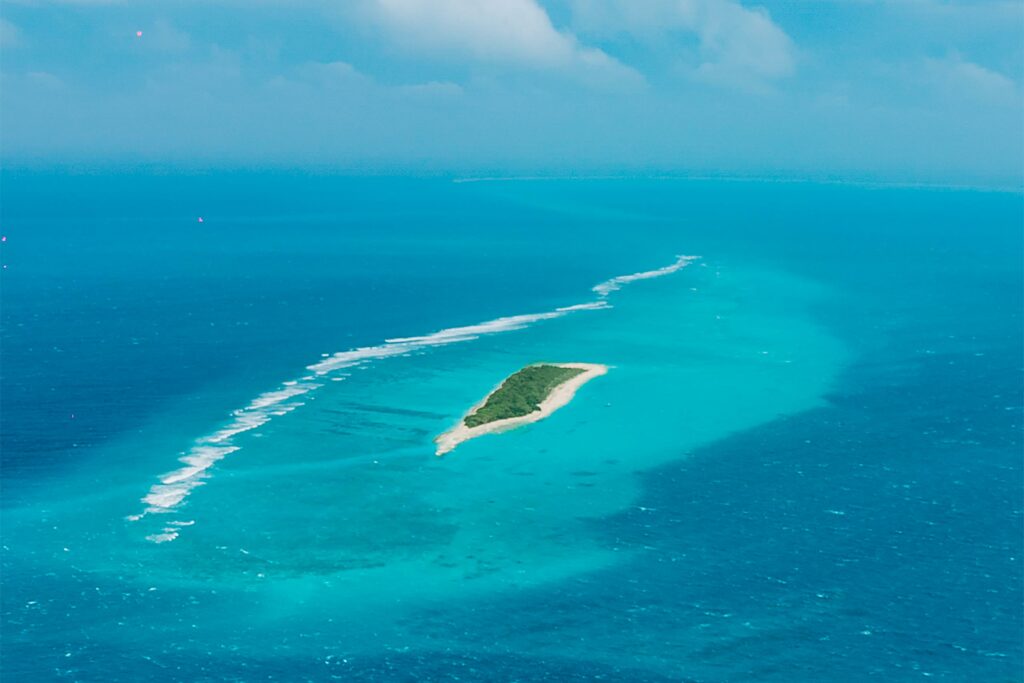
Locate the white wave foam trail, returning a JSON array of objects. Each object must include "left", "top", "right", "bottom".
[
  {"left": 131, "top": 382, "right": 318, "bottom": 528},
  {"left": 593, "top": 255, "right": 699, "bottom": 297},
  {"left": 308, "top": 302, "right": 615, "bottom": 376},
  {"left": 131, "top": 255, "right": 697, "bottom": 541}
]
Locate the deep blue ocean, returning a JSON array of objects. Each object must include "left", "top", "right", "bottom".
[{"left": 1, "top": 172, "right": 1021, "bottom": 681}]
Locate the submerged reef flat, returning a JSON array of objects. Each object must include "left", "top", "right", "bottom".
[{"left": 435, "top": 363, "right": 608, "bottom": 456}]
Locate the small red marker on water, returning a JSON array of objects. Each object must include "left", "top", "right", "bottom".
[
  {"left": 1, "top": 235, "right": 6, "bottom": 242},
  {"left": 136, "top": 31, "right": 143, "bottom": 38},
  {"left": 197, "top": 217, "right": 204, "bottom": 223}
]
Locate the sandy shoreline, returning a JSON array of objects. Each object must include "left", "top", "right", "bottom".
[{"left": 434, "top": 362, "right": 608, "bottom": 456}]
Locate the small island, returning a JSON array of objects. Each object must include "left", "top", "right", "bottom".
[{"left": 434, "top": 362, "right": 608, "bottom": 456}]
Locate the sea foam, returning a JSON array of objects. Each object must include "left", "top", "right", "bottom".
[
  {"left": 131, "top": 255, "right": 697, "bottom": 540},
  {"left": 592, "top": 254, "right": 699, "bottom": 297}
]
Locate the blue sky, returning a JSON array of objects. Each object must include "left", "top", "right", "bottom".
[{"left": 1, "top": 0, "right": 1022, "bottom": 184}]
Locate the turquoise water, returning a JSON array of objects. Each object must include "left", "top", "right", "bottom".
[{"left": 1, "top": 175, "right": 1020, "bottom": 680}]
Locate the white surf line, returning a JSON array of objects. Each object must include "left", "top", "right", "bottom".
[
  {"left": 592, "top": 254, "right": 699, "bottom": 297},
  {"left": 131, "top": 255, "right": 699, "bottom": 542}
]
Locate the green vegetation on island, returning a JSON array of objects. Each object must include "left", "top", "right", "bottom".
[{"left": 464, "top": 364, "right": 586, "bottom": 428}]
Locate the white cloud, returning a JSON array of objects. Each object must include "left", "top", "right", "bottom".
[
  {"left": 369, "top": 0, "right": 569, "bottom": 66},
  {"left": 395, "top": 80, "right": 464, "bottom": 97},
  {"left": 296, "top": 60, "right": 372, "bottom": 88},
  {"left": 26, "top": 71, "right": 64, "bottom": 88},
  {"left": 689, "top": 1, "right": 795, "bottom": 86},
  {"left": 358, "top": 0, "right": 644, "bottom": 89},
  {"left": 0, "top": 18, "right": 22, "bottom": 48},
  {"left": 571, "top": 0, "right": 796, "bottom": 90},
  {"left": 267, "top": 59, "right": 465, "bottom": 109},
  {"left": 147, "top": 20, "right": 192, "bottom": 53},
  {"left": 288, "top": 60, "right": 463, "bottom": 99},
  {"left": 925, "top": 55, "right": 1018, "bottom": 101}
]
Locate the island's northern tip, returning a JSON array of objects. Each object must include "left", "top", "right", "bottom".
[{"left": 434, "top": 362, "right": 609, "bottom": 456}]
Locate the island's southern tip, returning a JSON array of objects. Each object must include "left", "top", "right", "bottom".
[{"left": 435, "top": 363, "right": 608, "bottom": 456}]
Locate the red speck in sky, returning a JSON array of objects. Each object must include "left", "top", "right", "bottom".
[{"left": 136, "top": 31, "right": 143, "bottom": 38}]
